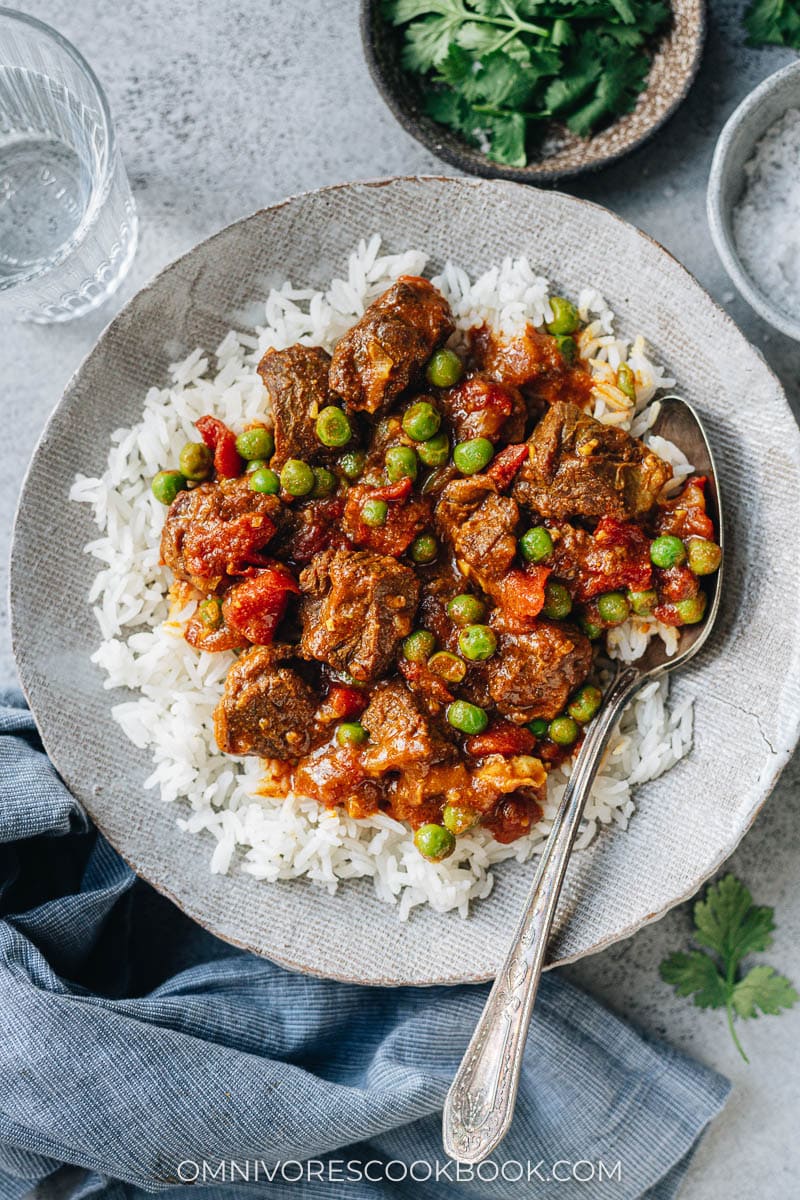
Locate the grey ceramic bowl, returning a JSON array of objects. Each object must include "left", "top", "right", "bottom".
[
  {"left": 708, "top": 59, "right": 800, "bottom": 342},
  {"left": 360, "top": 0, "right": 706, "bottom": 182},
  {"left": 10, "top": 178, "right": 800, "bottom": 985}
]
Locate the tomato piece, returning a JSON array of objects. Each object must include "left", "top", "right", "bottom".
[
  {"left": 494, "top": 566, "right": 550, "bottom": 629},
  {"left": 343, "top": 480, "right": 429, "bottom": 556},
  {"left": 466, "top": 720, "right": 535, "bottom": 758},
  {"left": 655, "top": 564, "right": 699, "bottom": 605},
  {"left": 221, "top": 567, "right": 299, "bottom": 644},
  {"left": 196, "top": 414, "right": 244, "bottom": 479},
  {"left": 368, "top": 477, "right": 414, "bottom": 503},
  {"left": 572, "top": 516, "right": 653, "bottom": 600},
  {"left": 486, "top": 443, "right": 529, "bottom": 490},
  {"left": 318, "top": 684, "right": 367, "bottom": 723}
]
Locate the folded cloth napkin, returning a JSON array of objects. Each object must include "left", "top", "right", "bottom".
[{"left": 0, "top": 690, "right": 728, "bottom": 1200}]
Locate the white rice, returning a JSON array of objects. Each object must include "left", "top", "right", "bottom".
[{"left": 70, "top": 236, "right": 694, "bottom": 919}]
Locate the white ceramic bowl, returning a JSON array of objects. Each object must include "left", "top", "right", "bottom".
[{"left": 708, "top": 59, "right": 800, "bottom": 342}]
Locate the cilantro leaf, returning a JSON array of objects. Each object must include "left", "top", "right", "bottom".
[
  {"left": 744, "top": 0, "right": 800, "bottom": 47},
  {"left": 660, "top": 874, "right": 798, "bottom": 1062},
  {"left": 485, "top": 111, "right": 528, "bottom": 165},
  {"left": 659, "top": 951, "right": 729, "bottom": 1009},
  {"left": 401, "top": 14, "right": 463, "bottom": 71},
  {"left": 693, "top": 873, "right": 775, "bottom": 966},
  {"left": 387, "top": 0, "right": 673, "bottom": 163},
  {"left": 732, "top": 966, "right": 799, "bottom": 1019}
]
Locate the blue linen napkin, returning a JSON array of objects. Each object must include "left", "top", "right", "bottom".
[{"left": 0, "top": 690, "right": 729, "bottom": 1200}]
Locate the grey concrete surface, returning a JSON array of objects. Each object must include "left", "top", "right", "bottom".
[{"left": 1, "top": 1, "right": 798, "bottom": 1196}]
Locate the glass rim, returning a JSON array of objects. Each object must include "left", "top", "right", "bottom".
[{"left": 0, "top": 5, "right": 121, "bottom": 292}]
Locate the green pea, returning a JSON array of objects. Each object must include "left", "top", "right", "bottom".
[
  {"left": 446, "top": 594, "right": 486, "bottom": 626},
  {"left": 280, "top": 458, "right": 315, "bottom": 496},
  {"left": 554, "top": 334, "right": 577, "bottom": 364},
  {"left": 519, "top": 526, "right": 553, "bottom": 563},
  {"left": 198, "top": 597, "right": 222, "bottom": 629},
  {"left": 179, "top": 441, "right": 213, "bottom": 481},
  {"left": 426, "top": 347, "right": 463, "bottom": 389},
  {"left": 385, "top": 445, "right": 418, "bottom": 482},
  {"left": 528, "top": 717, "right": 549, "bottom": 738},
  {"left": 687, "top": 538, "right": 722, "bottom": 576},
  {"left": 675, "top": 593, "right": 707, "bottom": 624},
  {"left": 151, "top": 470, "right": 187, "bottom": 505},
  {"left": 627, "top": 588, "right": 657, "bottom": 615},
  {"left": 315, "top": 405, "right": 352, "bottom": 448},
  {"left": 617, "top": 362, "right": 636, "bottom": 400},
  {"left": 442, "top": 804, "right": 479, "bottom": 835},
  {"left": 402, "top": 400, "right": 441, "bottom": 442},
  {"left": 429, "top": 651, "right": 467, "bottom": 684},
  {"left": 339, "top": 450, "right": 366, "bottom": 480},
  {"left": 403, "top": 630, "right": 436, "bottom": 663},
  {"left": 542, "top": 580, "right": 572, "bottom": 620},
  {"left": 650, "top": 535, "right": 686, "bottom": 568},
  {"left": 546, "top": 296, "right": 580, "bottom": 335},
  {"left": 549, "top": 715, "right": 580, "bottom": 746},
  {"left": 361, "top": 498, "right": 388, "bottom": 527},
  {"left": 235, "top": 426, "right": 274, "bottom": 461},
  {"left": 245, "top": 458, "right": 268, "bottom": 473},
  {"left": 414, "top": 823, "right": 456, "bottom": 862},
  {"left": 336, "top": 721, "right": 368, "bottom": 747},
  {"left": 446, "top": 700, "right": 489, "bottom": 735},
  {"left": 416, "top": 429, "right": 450, "bottom": 467},
  {"left": 458, "top": 624, "right": 497, "bottom": 662},
  {"left": 249, "top": 466, "right": 281, "bottom": 495},
  {"left": 597, "top": 591, "right": 630, "bottom": 626},
  {"left": 410, "top": 534, "right": 438, "bottom": 564},
  {"left": 311, "top": 466, "right": 337, "bottom": 497},
  {"left": 580, "top": 617, "right": 604, "bottom": 640},
  {"left": 453, "top": 437, "right": 494, "bottom": 475},
  {"left": 568, "top": 684, "right": 602, "bottom": 724}
]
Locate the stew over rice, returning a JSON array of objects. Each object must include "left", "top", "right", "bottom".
[{"left": 152, "top": 277, "right": 721, "bottom": 862}]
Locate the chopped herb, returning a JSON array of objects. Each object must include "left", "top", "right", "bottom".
[
  {"left": 660, "top": 874, "right": 798, "bottom": 1062},
  {"left": 386, "top": 0, "right": 671, "bottom": 165},
  {"left": 744, "top": 0, "right": 800, "bottom": 47}
]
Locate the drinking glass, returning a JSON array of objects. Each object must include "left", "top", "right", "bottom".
[{"left": 0, "top": 7, "right": 137, "bottom": 322}]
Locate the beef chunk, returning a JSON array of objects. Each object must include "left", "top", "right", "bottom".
[
  {"left": 488, "top": 620, "right": 593, "bottom": 722},
  {"left": 160, "top": 477, "right": 280, "bottom": 589},
  {"left": 214, "top": 646, "right": 318, "bottom": 759},
  {"left": 513, "top": 401, "right": 672, "bottom": 521},
  {"left": 438, "top": 373, "right": 526, "bottom": 444},
  {"left": 360, "top": 679, "right": 452, "bottom": 772},
  {"left": 435, "top": 476, "right": 519, "bottom": 584},
  {"left": 299, "top": 547, "right": 419, "bottom": 682},
  {"left": 257, "top": 344, "right": 334, "bottom": 469},
  {"left": 470, "top": 324, "right": 594, "bottom": 409},
  {"left": 329, "top": 276, "right": 455, "bottom": 414}
]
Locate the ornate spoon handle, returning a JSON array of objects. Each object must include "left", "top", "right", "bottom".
[{"left": 442, "top": 664, "right": 642, "bottom": 1163}]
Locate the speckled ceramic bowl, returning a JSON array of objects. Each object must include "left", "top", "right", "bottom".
[
  {"left": 708, "top": 59, "right": 800, "bottom": 343},
  {"left": 10, "top": 178, "right": 800, "bottom": 986},
  {"left": 360, "top": 0, "right": 706, "bottom": 182}
]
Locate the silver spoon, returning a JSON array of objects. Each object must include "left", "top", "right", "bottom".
[{"left": 442, "top": 395, "right": 724, "bottom": 1164}]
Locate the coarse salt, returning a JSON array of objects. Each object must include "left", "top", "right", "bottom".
[{"left": 732, "top": 107, "right": 800, "bottom": 322}]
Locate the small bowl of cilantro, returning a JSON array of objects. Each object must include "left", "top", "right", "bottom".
[{"left": 360, "top": 0, "right": 705, "bottom": 181}]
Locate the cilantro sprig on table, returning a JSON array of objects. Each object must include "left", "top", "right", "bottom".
[
  {"left": 744, "top": 0, "right": 800, "bottom": 48},
  {"left": 386, "top": 0, "right": 671, "bottom": 166},
  {"left": 660, "top": 875, "right": 798, "bottom": 1063}
]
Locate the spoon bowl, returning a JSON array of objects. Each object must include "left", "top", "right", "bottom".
[{"left": 443, "top": 395, "right": 724, "bottom": 1163}]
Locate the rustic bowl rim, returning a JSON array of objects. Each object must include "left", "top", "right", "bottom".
[
  {"left": 707, "top": 58, "right": 800, "bottom": 343},
  {"left": 359, "top": 0, "right": 707, "bottom": 183}
]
